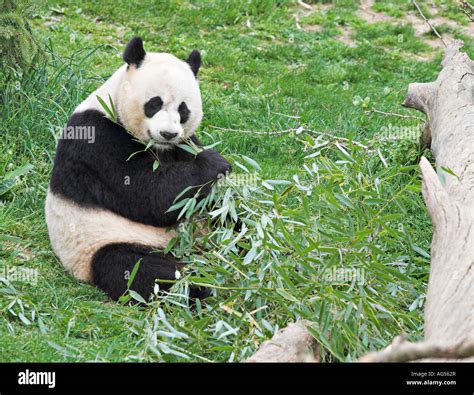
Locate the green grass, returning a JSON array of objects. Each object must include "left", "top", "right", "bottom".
[{"left": 0, "top": 0, "right": 472, "bottom": 362}]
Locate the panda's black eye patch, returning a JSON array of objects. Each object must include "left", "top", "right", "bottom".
[
  {"left": 178, "top": 102, "right": 190, "bottom": 124},
  {"left": 144, "top": 96, "right": 163, "bottom": 118}
]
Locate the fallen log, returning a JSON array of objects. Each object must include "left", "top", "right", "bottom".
[
  {"left": 359, "top": 336, "right": 474, "bottom": 362},
  {"left": 246, "top": 321, "right": 318, "bottom": 363},
  {"left": 402, "top": 40, "right": 474, "bottom": 348}
]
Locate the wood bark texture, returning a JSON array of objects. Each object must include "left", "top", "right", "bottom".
[
  {"left": 246, "top": 321, "right": 318, "bottom": 362},
  {"left": 402, "top": 41, "right": 474, "bottom": 347}
]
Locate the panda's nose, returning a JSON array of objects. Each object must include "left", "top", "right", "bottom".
[{"left": 160, "top": 131, "right": 178, "bottom": 141}]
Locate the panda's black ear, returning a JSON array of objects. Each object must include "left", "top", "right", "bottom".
[
  {"left": 186, "top": 50, "right": 201, "bottom": 77},
  {"left": 123, "top": 37, "right": 146, "bottom": 67}
]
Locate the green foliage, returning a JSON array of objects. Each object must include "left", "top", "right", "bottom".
[
  {"left": 0, "top": 0, "right": 45, "bottom": 74},
  {"left": 95, "top": 94, "right": 117, "bottom": 123},
  {"left": 0, "top": 163, "right": 33, "bottom": 197},
  {"left": 143, "top": 133, "right": 429, "bottom": 361},
  {"left": 0, "top": 279, "right": 48, "bottom": 335},
  {"left": 0, "top": 47, "right": 431, "bottom": 361},
  {"left": 4, "top": 0, "right": 470, "bottom": 361}
]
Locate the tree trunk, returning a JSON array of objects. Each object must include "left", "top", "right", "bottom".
[{"left": 402, "top": 40, "right": 474, "bottom": 348}]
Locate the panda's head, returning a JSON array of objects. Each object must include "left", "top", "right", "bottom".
[{"left": 117, "top": 37, "right": 203, "bottom": 150}]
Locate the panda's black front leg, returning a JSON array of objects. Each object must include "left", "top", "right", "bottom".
[
  {"left": 195, "top": 148, "right": 232, "bottom": 188},
  {"left": 151, "top": 148, "right": 231, "bottom": 225}
]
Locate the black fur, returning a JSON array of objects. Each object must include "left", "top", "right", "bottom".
[
  {"left": 50, "top": 109, "right": 231, "bottom": 228},
  {"left": 91, "top": 243, "right": 211, "bottom": 301},
  {"left": 144, "top": 96, "right": 163, "bottom": 118},
  {"left": 178, "top": 101, "right": 190, "bottom": 124},
  {"left": 123, "top": 37, "right": 146, "bottom": 67},
  {"left": 50, "top": 109, "right": 230, "bottom": 302},
  {"left": 186, "top": 50, "right": 201, "bottom": 77}
]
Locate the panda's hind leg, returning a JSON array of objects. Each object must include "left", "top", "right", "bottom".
[{"left": 91, "top": 243, "right": 210, "bottom": 302}]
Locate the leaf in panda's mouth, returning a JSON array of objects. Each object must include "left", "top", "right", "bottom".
[{"left": 178, "top": 140, "right": 202, "bottom": 156}]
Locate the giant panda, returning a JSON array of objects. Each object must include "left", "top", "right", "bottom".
[{"left": 45, "top": 37, "right": 231, "bottom": 302}]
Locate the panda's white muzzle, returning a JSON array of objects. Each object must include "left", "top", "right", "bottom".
[{"left": 146, "top": 109, "right": 183, "bottom": 146}]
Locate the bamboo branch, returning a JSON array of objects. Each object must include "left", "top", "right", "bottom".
[
  {"left": 358, "top": 337, "right": 474, "bottom": 362},
  {"left": 412, "top": 0, "right": 447, "bottom": 47},
  {"left": 366, "top": 107, "right": 425, "bottom": 121}
]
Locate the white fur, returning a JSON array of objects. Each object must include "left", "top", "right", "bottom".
[
  {"left": 45, "top": 189, "right": 176, "bottom": 282},
  {"left": 74, "top": 64, "right": 127, "bottom": 114},
  {"left": 118, "top": 53, "right": 203, "bottom": 147},
  {"left": 74, "top": 52, "right": 203, "bottom": 149}
]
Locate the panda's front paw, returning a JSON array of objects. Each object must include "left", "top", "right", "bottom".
[
  {"left": 189, "top": 285, "right": 212, "bottom": 300},
  {"left": 196, "top": 149, "right": 232, "bottom": 181}
]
